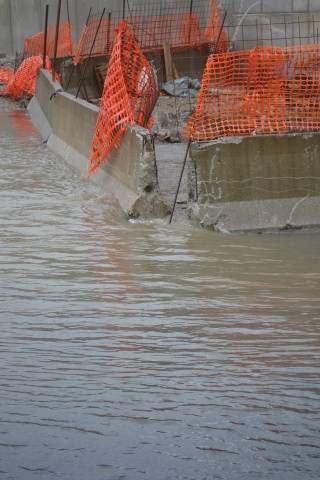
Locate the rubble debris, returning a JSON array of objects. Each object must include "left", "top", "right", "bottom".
[{"left": 161, "top": 77, "right": 200, "bottom": 97}]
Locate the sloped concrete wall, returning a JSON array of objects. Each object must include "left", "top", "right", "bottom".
[{"left": 28, "top": 69, "right": 169, "bottom": 219}]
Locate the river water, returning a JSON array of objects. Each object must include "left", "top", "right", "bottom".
[{"left": 0, "top": 98, "right": 319, "bottom": 480}]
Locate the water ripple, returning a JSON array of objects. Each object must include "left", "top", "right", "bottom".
[{"left": 0, "top": 98, "right": 320, "bottom": 480}]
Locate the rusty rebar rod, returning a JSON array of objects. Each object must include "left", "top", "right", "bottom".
[
  {"left": 85, "top": 7, "right": 92, "bottom": 26},
  {"left": 188, "top": 0, "right": 194, "bottom": 44},
  {"left": 65, "top": 6, "right": 93, "bottom": 92},
  {"left": 43, "top": 4, "right": 49, "bottom": 68},
  {"left": 106, "top": 11, "right": 112, "bottom": 54},
  {"left": 52, "top": 0, "right": 62, "bottom": 81},
  {"left": 75, "top": 8, "right": 106, "bottom": 99},
  {"left": 169, "top": 10, "right": 228, "bottom": 224},
  {"left": 66, "top": 0, "right": 70, "bottom": 25},
  {"left": 169, "top": 141, "right": 191, "bottom": 225}
]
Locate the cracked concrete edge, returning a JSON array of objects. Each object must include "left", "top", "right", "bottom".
[{"left": 187, "top": 196, "right": 320, "bottom": 233}]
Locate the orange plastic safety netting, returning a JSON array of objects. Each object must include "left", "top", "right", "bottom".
[
  {"left": 74, "top": 2, "right": 228, "bottom": 63},
  {"left": 1, "top": 56, "right": 51, "bottom": 99},
  {"left": 24, "top": 21, "right": 73, "bottom": 58},
  {"left": 89, "top": 21, "right": 159, "bottom": 175},
  {"left": 187, "top": 44, "right": 320, "bottom": 141},
  {"left": 127, "top": 13, "right": 202, "bottom": 52},
  {"left": 0, "top": 67, "right": 14, "bottom": 85},
  {"left": 74, "top": 13, "right": 202, "bottom": 64}
]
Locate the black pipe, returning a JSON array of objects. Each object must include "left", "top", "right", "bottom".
[{"left": 43, "top": 4, "right": 49, "bottom": 68}]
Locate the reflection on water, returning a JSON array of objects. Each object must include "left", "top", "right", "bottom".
[{"left": 0, "top": 98, "right": 319, "bottom": 480}]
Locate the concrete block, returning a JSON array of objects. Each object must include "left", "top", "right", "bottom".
[{"left": 189, "top": 133, "right": 320, "bottom": 232}]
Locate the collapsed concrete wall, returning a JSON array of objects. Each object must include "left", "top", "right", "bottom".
[
  {"left": 28, "top": 69, "right": 169, "bottom": 219},
  {"left": 188, "top": 134, "right": 320, "bottom": 232}
]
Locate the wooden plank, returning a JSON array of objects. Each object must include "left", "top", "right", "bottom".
[{"left": 163, "top": 42, "right": 179, "bottom": 81}]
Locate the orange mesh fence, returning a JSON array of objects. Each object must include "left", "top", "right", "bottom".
[
  {"left": 1, "top": 56, "right": 51, "bottom": 99},
  {"left": 24, "top": 21, "right": 73, "bottom": 58},
  {"left": 187, "top": 44, "right": 320, "bottom": 141},
  {"left": 74, "top": 1, "right": 228, "bottom": 63},
  {"left": 0, "top": 67, "right": 14, "bottom": 85},
  {"left": 89, "top": 21, "right": 159, "bottom": 175},
  {"left": 127, "top": 13, "right": 202, "bottom": 52},
  {"left": 74, "top": 13, "right": 202, "bottom": 63}
]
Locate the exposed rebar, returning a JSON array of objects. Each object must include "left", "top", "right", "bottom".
[
  {"left": 52, "top": 0, "right": 62, "bottom": 81},
  {"left": 75, "top": 8, "right": 106, "bottom": 99},
  {"left": 43, "top": 4, "right": 49, "bottom": 69}
]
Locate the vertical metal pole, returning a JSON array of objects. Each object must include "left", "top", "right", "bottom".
[
  {"left": 106, "top": 12, "right": 112, "bottom": 55},
  {"left": 298, "top": 16, "right": 302, "bottom": 49},
  {"left": 52, "top": 0, "right": 62, "bottom": 81},
  {"left": 66, "top": 0, "right": 70, "bottom": 25},
  {"left": 85, "top": 7, "right": 92, "bottom": 26},
  {"left": 189, "top": 0, "right": 194, "bottom": 15},
  {"left": 312, "top": 15, "right": 315, "bottom": 45},
  {"left": 241, "top": 21, "right": 245, "bottom": 49},
  {"left": 43, "top": 4, "right": 49, "bottom": 68},
  {"left": 65, "top": 6, "right": 92, "bottom": 92},
  {"left": 216, "top": 11, "right": 228, "bottom": 52},
  {"left": 169, "top": 141, "right": 191, "bottom": 224},
  {"left": 188, "top": 0, "right": 194, "bottom": 44},
  {"left": 76, "top": 8, "right": 106, "bottom": 99},
  {"left": 122, "top": 0, "right": 126, "bottom": 20},
  {"left": 269, "top": 17, "right": 273, "bottom": 46},
  {"left": 284, "top": 15, "right": 288, "bottom": 49},
  {"left": 169, "top": 9, "right": 228, "bottom": 224}
]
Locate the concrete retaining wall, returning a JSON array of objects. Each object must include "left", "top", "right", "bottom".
[
  {"left": 188, "top": 134, "right": 320, "bottom": 232},
  {"left": 28, "top": 69, "right": 169, "bottom": 219}
]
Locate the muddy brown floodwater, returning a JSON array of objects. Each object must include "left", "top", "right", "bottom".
[{"left": 0, "top": 98, "right": 320, "bottom": 480}]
